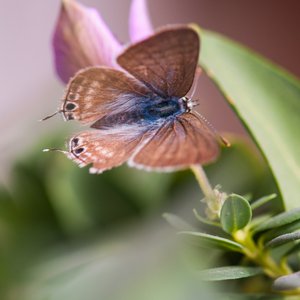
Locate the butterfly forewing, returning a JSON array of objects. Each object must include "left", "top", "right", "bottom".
[
  {"left": 61, "top": 67, "right": 151, "bottom": 124},
  {"left": 129, "top": 113, "right": 219, "bottom": 170},
  {"left": 117, "top": 26, "right": 199, "bottom": 97}
]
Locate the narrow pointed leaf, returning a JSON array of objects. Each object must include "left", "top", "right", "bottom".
[
  {"left": 251, "top": 193, "right": 277, "bottom": 210},
  {"left": 249, "top": 214, "right": 272, "bottom": 230},
  {"left": 179, "top": 231, "right": 244, "bottom": 252},
  {"left": 265, "top": 231, "right": 300, "bottom": 249},
  {"left": 163, "top": 213, "right": 194, "bottom": 231},
  {"left": 199, "top": 266, "right": 263, "bottom": 281},
  {"left": 282, "top": 241, "right": 300, "bottom": 258},
  {"left": 254, "top": 208, "right": 300, "bottom": 232},
  {"left": 220, "top": 194, "right": 252, "bottom": 234},
  {"left": 53, "top": 0, "right": 122, "bottom": 83},
  {"left": 129, "top": 0, "right": 153, "bottom": 42},
  {"left": 199, "top": 29, "right": 300, "bottom": 210},
  {"left": 273, "top": 272, "right": 300, "bottom": 291},
  {"left": 260, "top": 219, "right": 300, "bottom": 243},
  {"left": 193, "top": 209, "right": 221, "bottom": 227}
]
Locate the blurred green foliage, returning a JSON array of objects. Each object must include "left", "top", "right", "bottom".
[{"left": 0, "top": 131, "right": 280, "bottom": 299}]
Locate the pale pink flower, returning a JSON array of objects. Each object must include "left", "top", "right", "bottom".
[{"left": 53, "top": 0, "right": 153, "bottom": 83}]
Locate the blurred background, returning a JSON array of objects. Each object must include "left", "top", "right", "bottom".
[{"left": 0, "top": 0, "right": 299, "bottom": 299}]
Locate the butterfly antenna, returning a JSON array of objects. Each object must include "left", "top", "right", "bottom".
[
  {"left": 193, "top": 110, "right": 231, "bottom": 147},
  {"left": 191, "top": 102, "right": 200, "bottom": 108},
  {"left": 43, "top": 148, "right": 68, "bottom": 154},
  {"left": 39, "top": 110, "right": 62, "bottom": 122}
]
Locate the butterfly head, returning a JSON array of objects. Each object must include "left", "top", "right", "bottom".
[{"left": 181, "top": 96, "right": 194, "bottom": 112}]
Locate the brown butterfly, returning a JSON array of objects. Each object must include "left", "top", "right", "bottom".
[{"left": 45, "top": 26, "right": 226, "bottom": 173}]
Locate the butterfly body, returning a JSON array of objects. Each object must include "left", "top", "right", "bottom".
[
  {"left": 49, "top": 26, "right": 222, "bottom": 173},
  {"left": 142, "top": 95, "right": 186, "bottom": 121},
  {"left": 91, "top": 94, "right": 187, "bottom": 130}
]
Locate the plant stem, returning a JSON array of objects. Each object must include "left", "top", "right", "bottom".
[
  {"left": 234, "top": 229, "right": 291, "bottom": 279},
  {"left": 190, "top": 165, "right": 214, "bottom": 200},
  {"left": 191, "top": 165, "right": 224, "bottom": 220}
]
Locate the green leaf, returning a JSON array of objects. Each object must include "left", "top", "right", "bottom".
[
  {"left": 249, "top": 214, "right": 272, "bottom": 230},
  {"left": 162, "top": 213, "right": 194, "bottom": 231},
  {"left": 193, "top": 209, "right": 221, "bottom": 227},
  {"left": 199, "top": 28, "right": 300, "bottom": 210},
  {"left": 220, "top": 194, "right": 252, "bottom": 233},
  {"left": 265, "top": 231, "right": 300, "bottom": 249},
  {"left": 254, "top": 208, "right": 300, "bottom": 232},
  {"left": 22, "top": 227, "right": 218, "bottom": 300},
  {"left": 199, "top": 266, "right": 263, "bottom": 281},
  {"left": 251, "top": 193, "right": 277, "bottom": 210},
  {"left": 282, "top": 241, "right": 300, "bottom": 258},
  {"left": 178, "top": 231, "right": 244, "bottom": 252},
  {"left": 273, "top": 272, "right": 300, "bottom": 291},
  {"left": 260, "top": 219, "right": 300, "bottom": 243}
]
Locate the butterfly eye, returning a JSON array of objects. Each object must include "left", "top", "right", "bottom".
[{"left": 65, "top": 102, "right": 77, "bottom": 111}]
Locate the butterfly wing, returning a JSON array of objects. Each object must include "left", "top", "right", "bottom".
[
  {"left": 61, "top": 67, "right": 151, "bottom": 124},
  {"left": 129, "top": 113, "right": 219, "bottom": 171},
  {"left": 117, "top": 26, "right": 199, "bottom": 98},
  {"left": 66, "top": 128, "right": 153, "bottom": 173}
]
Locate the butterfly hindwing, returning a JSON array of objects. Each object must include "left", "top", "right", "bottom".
[
  {"left": 117, "top": 26, "right": 199, "bottom": 98},
  {"left": 129, "top": 113, "right": 219, "bottom": 171},
  {"left": 66, "top": 129, "right": 151, "bottom": 173}
]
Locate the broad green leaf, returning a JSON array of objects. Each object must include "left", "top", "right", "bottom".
[
  {"left": 273, "top": 272, "right": 300, "bottom": 291},
  {"left": 199, "top": 266, "right": 263, "bottom": 281},
  {"left": 220, "top": 194, "right": 252, "bottom": 233},
  {"left": 251, "top": 194, "right": 277, "bottom": 210},
  {"left": 242, "top": 194, "right": 253, "bottom": 202},
  {"left": 199, "top": 29, "right": 300, "bottom": 210},
  {"left": 254, "top": 208, "right": 300, "bottom": 232},
  {"left": 265, "top": 231, "right": 300, "bottom": 249},
  {"left": 179, "top": 231, "right": 244, "bottom": 252}
]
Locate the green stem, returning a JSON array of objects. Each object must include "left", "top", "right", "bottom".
[
  {"left": 190, "top": 165, "right": 214, "bottom": 200},
  {"left": 191, "top": 165, "right": 225, "bottom": 220},
  {"left": 234, "top": 229, "right": 291, "bottom": 279}
]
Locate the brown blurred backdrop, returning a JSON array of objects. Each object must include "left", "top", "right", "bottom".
[{"left": 1, "top": 0, "right": 299, "bottom": 181}]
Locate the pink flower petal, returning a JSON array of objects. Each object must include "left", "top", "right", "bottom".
[
  {"left": 129, "top": 0, "right": 154, "bottom": 43},
  {"left": 53, "top": 0, "right": 122, "bottom": 83}
]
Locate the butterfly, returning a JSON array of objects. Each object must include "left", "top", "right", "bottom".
[{"left": 45, "top": 26, "right": 227, "bottom": 174}]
